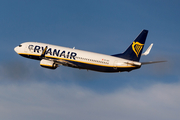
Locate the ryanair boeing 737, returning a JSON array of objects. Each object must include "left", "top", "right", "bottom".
[{"left": 14, "top": 30, "right": 164, "bottom": 72}]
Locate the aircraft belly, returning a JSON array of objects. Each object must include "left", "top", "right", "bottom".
[{"left": 70, "top": 61, "right": 139, "bottom": 72}]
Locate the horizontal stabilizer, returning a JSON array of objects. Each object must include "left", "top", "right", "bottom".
[
  {"left": 142, "top": 43, "right": 153, "bottom": 56},
  {"left": 141, "top": 61, "right": 166, "bottom": 65}
]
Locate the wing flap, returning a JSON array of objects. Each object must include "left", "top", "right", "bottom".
[{"left": 54, "top": 59, "right": 77, "bottom": 68}]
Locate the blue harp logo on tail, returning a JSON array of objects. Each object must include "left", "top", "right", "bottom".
[{"left": 132, "top": 42, "right": 144, "bottom": 57}]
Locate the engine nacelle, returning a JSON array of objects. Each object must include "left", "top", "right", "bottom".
[{"left": 40, "top": 59, "right": 58, "bottom": 69}]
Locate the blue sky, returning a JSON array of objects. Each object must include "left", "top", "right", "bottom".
[{"left": 0, "top": 0, "right": 180, "bottom": 120}]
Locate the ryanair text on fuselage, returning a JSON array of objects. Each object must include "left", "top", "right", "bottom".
[{"left": 29, "top": 45, "right": 77, "bottom": 60}]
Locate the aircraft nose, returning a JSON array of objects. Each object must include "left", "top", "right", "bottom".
[
  {"left": 14, "top": 44, "right": 22, "bottom": 53},
  {"left": 14, "top": 46, "right": 19, "bottom": 53}
]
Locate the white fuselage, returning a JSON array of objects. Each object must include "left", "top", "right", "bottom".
[{"left": 14, "top": 42, "right": 141, "bottom": 72}]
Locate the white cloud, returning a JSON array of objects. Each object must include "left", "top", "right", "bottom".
[{"left": 0, "top": 82, "right": 180, "bottom": 120}]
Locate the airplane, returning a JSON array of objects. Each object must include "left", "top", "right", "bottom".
[{"left": 14, "top": 30, "right": 165, "bottom": 73}]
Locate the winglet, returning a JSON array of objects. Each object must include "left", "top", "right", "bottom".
[
  {"left": 41, "top": 46, "right": 48, "bottom": 58},
  {"left": 142, "top": 43, "right": 153, "bottom": 56}
]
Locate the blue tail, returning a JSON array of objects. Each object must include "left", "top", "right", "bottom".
[{"left": 112, "top": 30, "right": 148, "bottom": 62}]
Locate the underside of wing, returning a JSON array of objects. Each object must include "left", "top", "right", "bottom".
[{"left": 54, "top": 59, "right": 77, "bottom": 68}]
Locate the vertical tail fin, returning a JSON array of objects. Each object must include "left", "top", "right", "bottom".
[{"left": 112, "top": 30, "right": 148, "bottom": 62}]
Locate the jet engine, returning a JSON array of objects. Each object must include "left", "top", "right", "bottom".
[{"left": 40, "top": 59, "right": 58, "bottom": 69}]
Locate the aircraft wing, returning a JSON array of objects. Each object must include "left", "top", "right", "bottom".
[
  {"left": 54, "top": 59, "right": 77, "bottom": 67},
  {"left": 41, "top": 46, "right": 77, "bottom": 68}
]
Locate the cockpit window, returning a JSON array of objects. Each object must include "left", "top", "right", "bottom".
[{"left": 19, "top": 45, "right": 22, "bottom": 47}]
